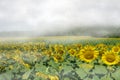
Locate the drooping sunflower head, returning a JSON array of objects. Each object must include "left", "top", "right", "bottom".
[
  {"left": 79, "top": 45, "right": 99, "bottom": 63},
  {"left": 102, "top": 51, "right": 119, "bottom": 66}
]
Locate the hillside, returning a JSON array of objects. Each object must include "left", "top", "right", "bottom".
[{"left": 0, "top": 27, "right": 119, "bottom": 38}]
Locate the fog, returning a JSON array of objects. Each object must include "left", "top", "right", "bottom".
[{"left": 0, "top": 0, "right": 120, "bottom": 36}]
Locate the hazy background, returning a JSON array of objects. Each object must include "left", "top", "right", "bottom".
[{"left": 0, "top": 0, "right": 120, "bottom": 37}]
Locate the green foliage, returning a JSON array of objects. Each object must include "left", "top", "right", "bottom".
[{"left": 112, "top": 68, "right": 120, "bottom": 80}]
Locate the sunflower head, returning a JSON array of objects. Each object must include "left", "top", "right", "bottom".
[
  {"left": 68, "top": 49, "right": 77, "bottom": 57},
  {"left": 96, "top": 44, "right": 107, "bottom": 49},
  {"left": 102, "top": 51, "right": 119, "bottom": 66},
  {"left": 54, "top": 44, "right": 64, "bottom": 51},
  {"left": 79, "top": 45, "right": 99, "bottom": 63},
  {"left": 53, "top": 54, "right": 64, "bottom": 63},
  {"left": 56, "top": 49, "right": 65, "bottom": 55},
  {"left": 112, "top": 46, "right": 120, "bottom": 53}
]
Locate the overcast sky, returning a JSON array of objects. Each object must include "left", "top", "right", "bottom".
[{"left": 0, "top": 0, "right": 120, "bottom": 32}]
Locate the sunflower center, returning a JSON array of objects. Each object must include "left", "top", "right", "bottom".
[
  {"left": 106, "top": 55, "right": 115, "bottom": 62},
  {"left": 84, "top": 51, "right": 94, "bottom": 59}
]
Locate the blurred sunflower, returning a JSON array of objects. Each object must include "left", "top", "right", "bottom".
[
  {"left": 112, "top": 46, "right": 120, "bottom": 53},
  {"left": 54, "top": 44, "right": 64, "bottom": 51},
  {"left": 56, "top": 49, "right": 65, "bottom": 55},
  {"left": 68, "top": 49, "right": 77, "bottom": 57},
  {"left": 102, "top": 51, "right": 119, "bottom": 65},
  {"left": 43, "top": 49, "right": 53, "bottom": 57},
  {"left": 96, "top": 44, "right": 107, "bottom": 48},
  {"left": 79, "top": 45, "right": 99, "bottom": 63},
  {"left": 53, "top": 54, "right": 64, "bottom": 63},
  {"left": 65, "top": 45, "right": 72, "bottom": 51}
]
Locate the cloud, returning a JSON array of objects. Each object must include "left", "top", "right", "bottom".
[{"left": 0, "top": 0, "right": 120, "bottom": 34}]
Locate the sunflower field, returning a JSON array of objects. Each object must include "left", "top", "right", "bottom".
[{"left": 0, "top": 38, "right": 120, "bottom": 80}]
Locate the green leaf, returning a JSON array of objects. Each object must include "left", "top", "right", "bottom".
[
  {"left": 62, "top": 65, "right": 73, "bottom": 74},
  {"left": 48, "top": 60, "right": 60, "bottom": 69},
  {"left": 84, "top": 77, "right": 92, "bottom": 80},
  {"left": 93, "top": 65, "right": 107, "bottom": 74},
  {"left": 22, "top": 69, "right": 33, "bottom": 79},
  {"left": 22, "top": 55, "right": 36, "bottom": 65},
  {"left": 79, "top": 63, "right": 93, "bottom": 72},
  {"left": 47, "top": 67, "right": 58, "bottom": 75},
  {"left": 101, "top": 74, "right": 112, "bottom": 80},
  {"left": 112, "top": 68, "right": 120, "bottom": 80},
  {"left": 64, "top": 78, "right": 69, "bottom": 80},
  {"left": 0, "top": 72, "right": 13, "bottom": 80},
  {"left": 35, "top": 63, "right": 48, "bottom": 74},
  {"left": 35, "top": 63, "right": 46, "bottom": 72},
  {"left": 76, "top": 68, "right": 87, "bottom": 79},
  {"left": 92, "top": 75, "right": 101, "bottom": 80}
]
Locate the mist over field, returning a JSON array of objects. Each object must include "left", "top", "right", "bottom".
[{"left": 0, "top": 0, "right": 120, "bottom": 37}]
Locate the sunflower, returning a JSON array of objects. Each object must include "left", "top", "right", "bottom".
[
  {"left": 53, "top": 54, "right": 64, "bottom": 63},
  {"left": 112, "top": 46, "right": 120, "bottom": 53},
  {"left": 96, "top": 44, "right": 107, "bottom": 49},
  {"left": 79, "top": 45, "right": 99, "bottom": 63},
  {"left": 54, "top": 44, "right": 64, "bottom": 51},
  {"left": 102, "top": 51, "right": 119, "bottom": 65},
  {"left": 68, "top": 49, "right": 77, "bottom": 57}
]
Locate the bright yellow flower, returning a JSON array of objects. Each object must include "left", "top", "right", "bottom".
[
  {"left": 102, "top": 51, "right": 119, "bottom": 65},
  {"left": 112, "top": 46, "right": 120, "bottom": 53},
  {"left": 79, "top": 45, "right": 99, "bottom": 63}
]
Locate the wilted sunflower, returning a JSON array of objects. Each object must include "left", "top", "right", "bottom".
[
  {"left": 102, "top": 51, "right": 119, "bottom": 65},
  {"left": 79, "top": 45, "right": 99, "bottom": 63}
]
